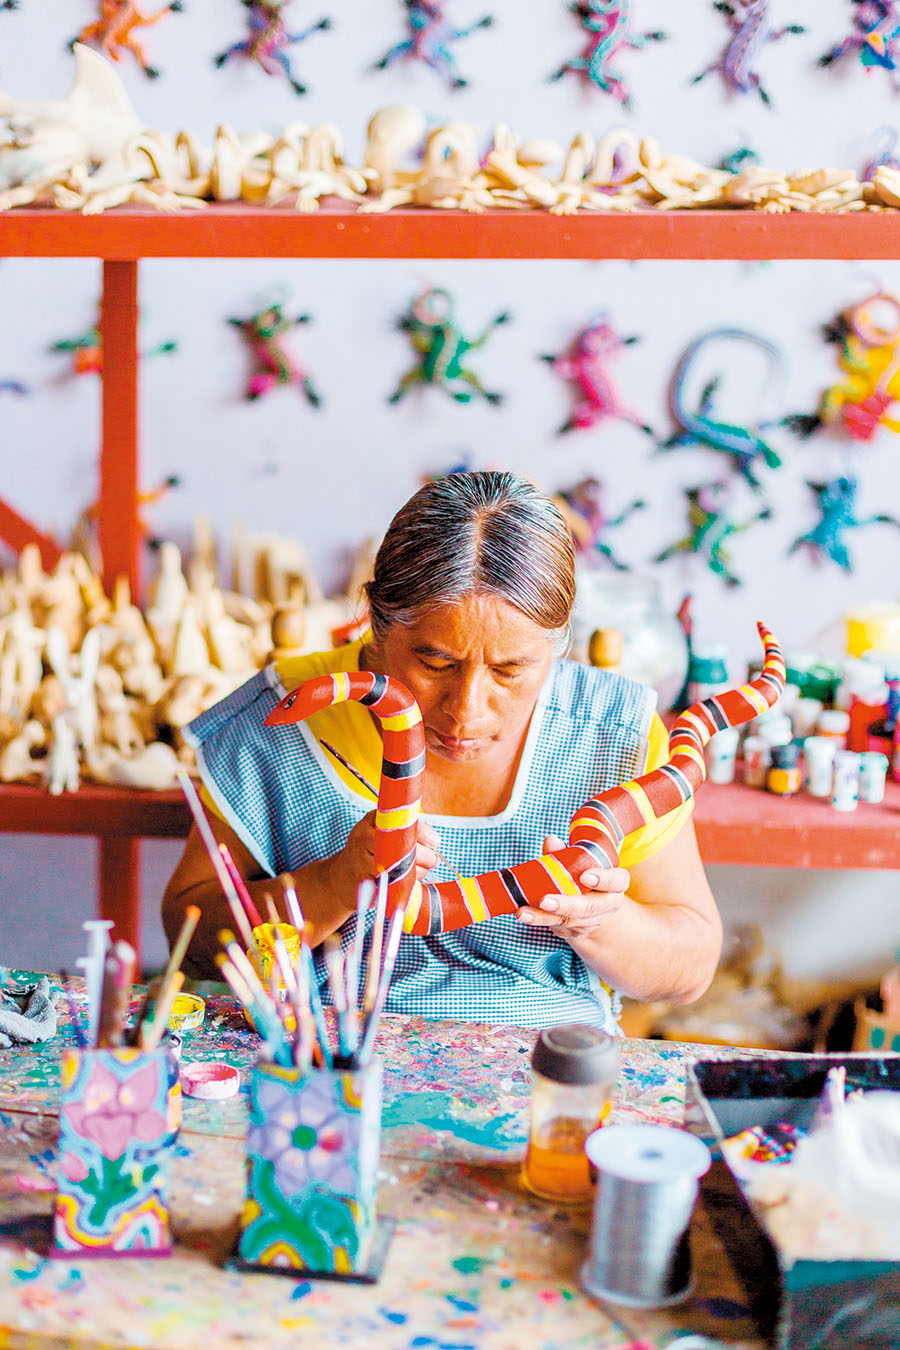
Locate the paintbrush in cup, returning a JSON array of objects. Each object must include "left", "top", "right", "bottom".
[{"left": 176, "top": 769, "right": 258, "bottom": 954}]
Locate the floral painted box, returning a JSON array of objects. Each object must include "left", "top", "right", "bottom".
[
  {"left": 238, "top": 1058, "right": 384, "bottom": 1278},
  {"left": 52, "top": 1046, "right": 181, "bottom": 1258}
]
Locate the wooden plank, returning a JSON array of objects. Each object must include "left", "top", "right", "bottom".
[
  {"left": 98, "top": 259, "right": 140, "bottom": 595},
  {"left": 2, "top": 204, "right": 900, "bottom": 260}
]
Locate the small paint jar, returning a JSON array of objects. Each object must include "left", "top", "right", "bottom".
[
  {"left": 767, "top": 742, "right": 801, "bottom": 797},
  {"left": 754, "top": 712, "right": 793, "bottom": 748},
  {"left": 523, "top": 1024, "right": 619, "bottom": 1204},
  {"left": 816, "top": 708, "right": 850, "bottom": 748},
  {"left": 704, "top": 727, "right": 739, "bottom": 784},
  {"left": 792, "top": 697, "right": 824, "bottom": 741},
  {"left": 859, "top": 751, "right": 889, "bottom": 803},
  {"left": 803, "top": 736, "right": 837, "bottom": 797},
  {"left": 742, "top": 736, "right": 771, "bottom": 789},
  {"left": 832, "top": 750, "right": 861, "bottom": 812}
]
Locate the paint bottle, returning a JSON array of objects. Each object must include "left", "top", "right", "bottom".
[
  {"left": 792, "top": 696, "right": 824, "bottom": 741},
  {"left": 742, "top": 735, "right": 771, "bottom": 789},
  {"left": 803, "top": 736, "right": 837, "bottom": 798},
  {"left": 523, "top": 1024, "right": 619, "bottom": 1204},
  {"left": 816, "top": 708, "right": 850, "bottom": 749},
  {"left": 686, "top": 645, "right": 729, "bottom": 706},
  {"left": 859, "top": 751, "right": 889, "bottom": 804},
  {"left": 767, "top": 742, "right": 801, "bottom": 797},
  {"left": 832, "top": 750, "right": 861, "bottom": 812},
  {"left": 753, "top": 712, "right": 793, "bottom": 749},
  {"left": 704, "top": 727, "right": 739, "bottom": 784}
]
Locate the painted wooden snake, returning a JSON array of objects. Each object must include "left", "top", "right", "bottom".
[{"left": 264, "top": 622, "right": 784, "bottom": 936}]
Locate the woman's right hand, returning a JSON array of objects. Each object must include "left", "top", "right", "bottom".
[{"left": 339, "top": 811, "right": 442, "bottom": 889}]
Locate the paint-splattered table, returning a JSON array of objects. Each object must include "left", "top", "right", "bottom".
[{"left": 0, "top": 983, "right": 770, "bottom": 1349}]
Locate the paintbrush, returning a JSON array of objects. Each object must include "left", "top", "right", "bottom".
[
  {"left": 96, "top": 941, "right": 135, "bottom": 1048},
  {"left": 140, "top": 971, "right": 184, "bottom": 1052},
  {"left": 357, "top": 907, "right": 405, "bottom": 1066},
  {"left": 323, "top": 934, "right": 352, "bottom": 1059},
  {"left": 363, "top": 872, "right": 390, "bottom": 1016},
  {"left": 300, "top": 943, "right": 334, "bottom": 1070},
  {"left": 218, "top": 843, "right": 264, "bottom": 930},
  {"left": 278, "top": 875, "right": 305, "bottom": 934},
  {"left": 157, "top": 904, "right": 201, "bottom": 1002},
  {"left": 264, "top": 894, "right": 305, "bottom": 1038},
  {"left": 176, "top": 768, "right": 259, "bottom": 955},
  {"left": 351, "top": 879, "right": 374, "bottom": 1004},
  {"left": 58, "top": 969, "right": 88, "bottom": 1048},
  {"left": 217, "top": 930, "right": 292, "bottom": 1064},
  {"left": 318, "top": 739, "right": 463, "bottom": 879}
]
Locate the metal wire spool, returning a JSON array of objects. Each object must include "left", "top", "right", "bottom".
[{"left": 580, "top": 1123, "right": 711, "bottom": 1309}]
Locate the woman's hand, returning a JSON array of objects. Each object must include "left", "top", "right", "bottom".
[
  {"left": 339, "top": 811, "right": 442, "bottom": 888},
  {"left": 515, "top": 834, "right": 630, "bottom": 936}
]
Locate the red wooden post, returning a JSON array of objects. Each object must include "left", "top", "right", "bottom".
[
  {"left": 0, "top": 499, "right": 61, "bottom": 569},
  {"left": 99, "top": 836, "right": 141, "bottom": 963},
  {"left": 98, "top": 260, "right": 141, "bottom": 597}
]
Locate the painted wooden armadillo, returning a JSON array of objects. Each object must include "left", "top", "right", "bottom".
[{"left": 264, "top": 622, "right": 785, "bottom": 935}]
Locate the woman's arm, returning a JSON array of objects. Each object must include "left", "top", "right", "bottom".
[
  {"left": 162, "top": 808, "right": 442, "bottom": 981},
  {"left": 516, "top": 819, "right": 722, "bottom": 1004}
]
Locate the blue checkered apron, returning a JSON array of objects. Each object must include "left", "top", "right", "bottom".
[{"left": 185, "top": 658, "right": 655, "bottom": 1030}]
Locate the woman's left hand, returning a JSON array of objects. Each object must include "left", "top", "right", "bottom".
[{"left": 515, "top": 834, "right": 630, "bottom": 936}]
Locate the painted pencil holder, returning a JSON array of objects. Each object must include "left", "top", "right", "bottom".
[
  {"left": 237, "top": 1057, "right": 385, "bottom": 1279},
  {"left": 52, "top": 1046, "right": 181, "bottom": 1258}
]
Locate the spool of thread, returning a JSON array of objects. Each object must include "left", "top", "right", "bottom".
[
  {"left": 832, "top": 749, "right": 860, "bottom": 812},
  {"left": 580, "top": 1124, "right": 711, "bottom": 1309}
]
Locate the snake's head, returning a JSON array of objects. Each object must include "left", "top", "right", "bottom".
[{"left": 264, "top": 688, "right": 305, "bottom": 726}]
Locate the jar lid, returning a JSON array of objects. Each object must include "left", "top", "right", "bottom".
[
  {"left": 531, "top": 1024, "right": 619, "bottom": 1085},
  {"left": 817, "top": 709, "right": 851, "bottom": 732},
  {"left": 688, "top": 648, "right": 728, "bottom": 683},
  {"left": 771, "top": 742, "right": 800, "bottom": 768}
]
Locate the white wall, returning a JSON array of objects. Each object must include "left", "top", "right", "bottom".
[{"left": 2, "top": 0, "right": 899, "bottom": 978}]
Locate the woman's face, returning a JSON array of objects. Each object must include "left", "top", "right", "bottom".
[{"left": 369, "top": 593, "right": 556, "bottom": 765}]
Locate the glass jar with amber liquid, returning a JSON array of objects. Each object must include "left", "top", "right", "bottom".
[{"left": 522, "top": 1024, "right": 619, "bottom": 1203}]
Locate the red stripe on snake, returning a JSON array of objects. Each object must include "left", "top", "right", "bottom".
[{"left": 264, "top": 623, "right": 785, "bottom": 936}]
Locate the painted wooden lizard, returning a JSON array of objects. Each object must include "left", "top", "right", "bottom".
[
  {"left": 228, "top": 299, "right": 321, "bottom": 405},
  {"left": 691, "top": 1, "right": 805, "bottom": 106},
  {"left": 549, "top": 0, "right": 666, "bottom": 108},
  {"left": 659, "top": 328, "right": 783, "bottom": 495},
  {"left": 69, "top": 0, "right": 184, "bottom": 79},
  {"left": 542, "top": 316, "right": 654, "bottom": 438},
  {"left": 389, "top": 287, "right": 509, "bottom": 405},
  {"left": 789, "top": 475, "right": 900, "bottom": 572},
  {"left": 819, "top": 1, "right": 900, "bottom": 90},
  {"left": 655, "top": 482, "right": 771, "bottom": 588},
  {"left": 554, "top": 477, "right": 644, "bottom": 571},
  {"left": 374, "top": 1, "right": 494, "bottom": 90},
  {"left": 214, "top": 2, "right": 332, "bottom": 96}
]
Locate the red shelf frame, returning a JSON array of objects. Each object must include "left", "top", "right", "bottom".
[{"left": 6, "top": 204, "right": 900, "bottom": 959}]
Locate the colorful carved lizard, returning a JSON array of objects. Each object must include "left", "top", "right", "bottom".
[
  {"left": 691, "top": 1, "right": 804, "bottom": 106},
  {"left": 374, "top": 1, "right": 493, "bottom": 89},
  {"left": 389, "top": 287, "right": 509, "bottom": 405},
  {"left": 549, "top": 0, "right": 666, "bottom": 107},
  {"left": 542, "top": 317, "right": 654, "bottom": 438},
  {"left": 214, "top": 2, "right": 332, "bottom": 95},
  {"left": 264, "top": 624, "right": 785, "bottom": 935},
  {"left": 655, "top": 482, "right": 771, "bottom": 588},
  {"left": 660, "top": 328, "right": 783, "bottom": 495},
  {"left": 819, "top": 2, "right": 900, "bottom": 89},
  {"left": 50, "top": 319, "right": 176, "bottom": 377},
  {"left": 70, "top": 0, "right": 183, "bottom": 79},
  {"left": 789, "top": 475, "right": 900, "bottom": 572},
  {"left": 554, "top": 477, "right": 644, "bottom": 571},
  {"left": 784, "top": 291, "right": 900, "bottom": 443},
  {"left": 228, "top": 300, "right": 321, "bottom": 405}
]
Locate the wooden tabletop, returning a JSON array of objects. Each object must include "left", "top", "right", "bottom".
[{"left": 0, "top": 982, "right": 770, "bottom": 1349}]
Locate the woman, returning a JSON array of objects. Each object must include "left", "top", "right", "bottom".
[{"left": 163, "top": 471, "right": 721, "bottom": 1030}]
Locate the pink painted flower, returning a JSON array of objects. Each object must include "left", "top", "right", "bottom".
[
  {"left": 59, "top": 1151, "right": 90, "bottom": 1183},
  {"left": 63, "top": 1059, "right": 166, "bottom": 1160}
]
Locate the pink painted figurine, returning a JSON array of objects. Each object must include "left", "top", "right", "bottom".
[
  {"left": 228, "top": 299, "right": 321, "bottom": 405},
  {"left": 549, "top": 0, "right": 666, "bottom": 108},
  {"left": 214, "top": 1, "right": 332, "bottom": 95},
  {"left": 543, "top": 316, "right": 654, "bottom": 438}
]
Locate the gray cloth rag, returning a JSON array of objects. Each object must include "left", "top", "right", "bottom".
[{"left": 0, "top": 976, "right": 59, "bottom": 1047}]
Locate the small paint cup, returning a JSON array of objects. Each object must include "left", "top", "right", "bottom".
[
  {"left": 792, "top": 697, "right": 824, "bottom": 741},
  {"left": 754, "top": 713, "right": 793, "bottom": 748},
  {"left": 817, "top": 708, "right": 850, "bottom": 748},
  {"left": 767, "top": 742, "right": 801, "bottom": 797},
  {"left": 803, "top": 736, "right": 837, "bottom": 798},
  {"left": 168, "top": 992, "right": 205, "bottom": 1033},
  {"left": 742, "top": 736, "right": 770, "bottom": 789},
  {"left": 832, "top": 750, "right": 860, "bottom": 812},
  {"left": 704, "top": 727, "right": 739, "bottom": 785},
  {"left": 859, "top": 751, "right": 889, "bottom": 803}
]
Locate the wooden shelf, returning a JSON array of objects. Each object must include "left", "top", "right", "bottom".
[{"left": 4, "top": 203, "right": 900, "bottom": 260}]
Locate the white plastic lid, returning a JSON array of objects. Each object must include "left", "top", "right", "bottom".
[
  {"left": 817, "top": 709, "right": 851, "bottom": 733},
  {"left": 584, "top": 1123, "right": 711, "bottom": 1183}
]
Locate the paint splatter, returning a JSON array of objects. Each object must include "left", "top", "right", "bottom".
[
  {"left": 446, "top": 1293, "right": 479, "bottom": 1312},
  {"left": 290, "top": 1280, "right": 312, "bottom": 1299},
  {"left": 451, "top": 1256, "right": 489, "bottom": 1274},
  {"left": 382, "top": 1091, "right": 524, "bottom": 1148},
  {"left": 381, "top": 1307, "right": 408, "bottom": 1324}
]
